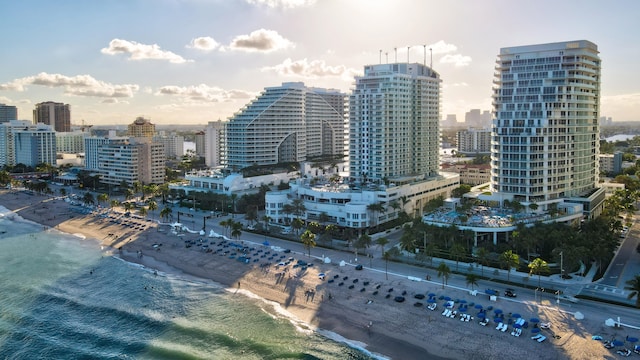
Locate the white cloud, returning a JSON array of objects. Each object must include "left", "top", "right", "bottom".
[
  {"left": 101, "top": 39, "right": 192, "bottom": 64},
  {"left": 187, "top": 36, "right": 220, "bottom": 52},
  {"left": 0, "top": 72, "right": 139, "bottom": 98},
  {"left": 227, "top": 29, "right": 293, "bottom": 53},
  {"left": 429, "top": 40, "right": 458, "bottom": 55},
  {"left": 155, "top": 84, "right": 254, "bottom": 103},
  {"left": 262, "top": 58, "right": 360, "bottom": 80},
  {"left": 245, "top": 0, "right": 316, "bottom": 9},
  {"left": 444, "top": 82, "right": 470, "bottom": 88},
  {"left": 440, "top": 54, "right": 472, "bottom": 67}
]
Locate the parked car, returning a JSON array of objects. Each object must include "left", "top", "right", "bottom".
[
  {"left": 355, "top": 264, "right": 363, "bottom": 270},
  {"left": 504, "top": 288, "right": 517, "bottom": 297}
]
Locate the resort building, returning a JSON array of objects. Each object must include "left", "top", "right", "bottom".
[
  {"left": 349, "top": 63, "right": 440, "bottom": 183},
  {"left": 194, "top": 130, "right": 205, "bottom": 158},
  {"left": 0, "top": 104, "right": 17, "bottom": 123},
  {"left": 204, "top": 120, "right": 224, "bottom": 168},
  {"left": 440, "top": 163, "right": 491, "bottom": 186},
  {"left": 127, "top": 117, "right": 155, "bottom": 138},
  {"left": 13, "top": 123, "right": 57, "bottom": 167},
  {"left": 33, "top": 101, "right": 71, "bottom": 132},
  {"left": 488, "top": 40, "right": 604, "bottom": 216},
  {"left": 225, "top": 82, "right": 347, "bottom": 169},
  {"left": 456, "top": 128, "right": 492, "bottom": 154},
  {"left": 265, "top": 63, "right": 460, "bottom": 230},
  {"left": 170, "top": 168, "right": 298, "bottom": 197},
  {"left": 93, "top": 137, "right": 165, "bottom": 186}
]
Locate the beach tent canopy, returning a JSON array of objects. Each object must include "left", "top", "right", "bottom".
[
  {"left": 339, "top": 260, "right": 346, "bottom": 267},
  {"left": 574, "top": 311, "right": 584, "bottom": 320},
  {"left": 324, "top": 257, "right": 331, "bottom": 264}
]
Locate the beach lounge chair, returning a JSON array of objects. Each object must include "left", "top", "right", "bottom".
[
  {"left": 496, "top": 323, "right": 504, "bottom": 331},
  {"left": 501, "top": 324, "right": 508, "bottom": 332},
  {"left": 531, "top": 334, "right": 543, "bottom": 341},
  {"left": 537, "top": 335, "right": 546, "bottom": 343}
]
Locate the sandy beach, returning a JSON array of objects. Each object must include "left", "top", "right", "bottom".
[{"left": 0, "top": 189, "right": 626, "bottom": 359}]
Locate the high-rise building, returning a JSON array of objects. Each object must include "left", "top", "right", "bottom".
[
  {"left": 14, "top": 123, "right": 57, "bottom": 167},
  {"left": 33, "top": 101, "right": 71, "bottom": 132},
  {"left": 96, "top": 137, "right": 165, "bottom": 186},
  {"left": 0, "top": 120, "right": 32, "bottom": 167},
  {"left": 456, "top": 128, "right": 492, "bottom": 154},
  {"left": 225, "top": 82, "right": 347, "bottom": 169},
  {"left": 0, "top": 104, "right": 18, "bottom": 123},
  {"left": 491, "top": 40, "right": 601, "bottom": 204},
  {"left": 204, "top": 121, "right": 224, "bottom": 168},
  {"left": 349, "top": 63, "right": 440, "bottom": 183},
  {"left": 153, "top": 132, "right": 184, "bottom": 159},
  {"left": 464, "top": 109, "right": 492, "bottom": 128},
  {"left": 56, "top": 130, "right": 87, "bottom": 154},
  {"left": 127, "top": 117, "right": 155, "bottom": 138},
  {"left": 194, "top": 130, "right": 205, "bottom": 158}
]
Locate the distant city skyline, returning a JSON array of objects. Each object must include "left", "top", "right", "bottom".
[{"left": 2, "top": 0, "right": 639, "bottom": 125}]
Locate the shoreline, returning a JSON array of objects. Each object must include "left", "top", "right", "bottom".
[{"left": 0, "top": 189, "right": 621, "bottom": 359}]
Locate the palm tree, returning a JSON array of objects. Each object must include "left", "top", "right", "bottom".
[
  {"left": 291, "top": 218, "right": 304, "bottom": 236},
  {"left": 437, "top": 262, "right": 451, "bottom": 289},
  {"left": 500, "top": 250, "right": 520, "bottom": 281},
  {"left": 450, "top": 243, "right": 466, "bottom": 272},
  {"left": 220, "top": 219, "right": 231, "bottom": 237},
  {"left": 123, "top": 202, "right": 134, "bottom": 212},
  {"left": 147, "top": 200, "right": 158, "bottom": 219},
  {"left": 528, "top": 257, "right": 550, "bottom": 288},
  {"left": 383, "top": 251, "right": 392, "bottom": 280},
  {"left": 625, "top": 275, "right": 640, "bottom": 308},
  {"left": 160, "top": 207, "right": 172, "bottom": 223},
  {"left": 110, "top": 199, "right": 120, "bottom": 209},
  {"left": 376, "top": 237, "right": 389, "bottom": 257},
  {"left": 465, "top": 273, "right": 479, "bottom": 291},
  {"left": 300, "top": 230, "right": 316, "bottom": 257},
  {"left": 138, "top": 206, "right": 148, "bottom": 220},
  {"left": 261, "top": 215, "right": 271, "bottom": 231},
  {"left": 366, "top": 202, "right": 385, "bottom": 230},
  {"left": 425, "top": 242, "right": 438, "bottom": 266},
  {"left": 230, "top": 221, "right": 242, "bottom": 240},
  {"left": 97, "top": 193, "right": 109, "bottom": 206},
  {"left": 476, "top": 247, "right": 489, "bottom": 277},
  {"left": 399, "top": 231, "right": 416, "bottom": 253},
  {"left": 82, "top": 192, "right": 95, "bottom": 206}
]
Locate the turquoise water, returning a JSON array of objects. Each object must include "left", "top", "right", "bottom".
[{"left": 0, "top": 208, "right": 378, "bottom": 360}]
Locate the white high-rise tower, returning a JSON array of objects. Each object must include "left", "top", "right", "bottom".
[
  {"left": 349, "top": 63, "right": 441, "bottom": 183},
  {"left": 491, "top": 40, "right": 601, "bottom": 204}
]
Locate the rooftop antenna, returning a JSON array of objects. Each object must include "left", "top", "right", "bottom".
[
  {"left": 423, "top": 45, "right": 427, "bottom": 67},
  {"left": 407, "top": 46, "right": 410, "bottom": 63},
  {"left": 394, "top": 47, "right": 397, "bottom": 63},
  {"left": 385, "top": 52, "right": 388, "bottom": 63},
  {"left": 379, "top": 50, "right": 382, "bottom": 64},
  {"left": 430, "top": 48, "right": 433, "bottom": 69}
]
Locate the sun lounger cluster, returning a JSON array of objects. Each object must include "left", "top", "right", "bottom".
[{"left": 531, "top": 334, "right": 546, "bottom": 342}]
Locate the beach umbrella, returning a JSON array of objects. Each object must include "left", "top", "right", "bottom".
[
  {"left": 627, "top": 337, "right": 639, "bottom": 343},
  {"left": 428, "top": 292, "right": 436, "bottom": 297},
  {"left": 512, "top": 313, "right": 521, "bottom": 318},
  {"left": 531, "top": 327, "right": 540, "bottom": 334},
  {"left": 262, "top": 241, "right": 270, "bottom": 246},
  {"left": 530, "top": 317, "right": 540, "bottom": 323},
  {"left": 613, "top": 340, "right": 625, "bottom": 347},
  {"left": 477, "top": 312, "right": 485, "bottom": 319},
  {"left": 444, "top": 296, "right": 451, "bottom": 301},
  {"left": 427, "top": 298, "right": 437, "bottom": 303},
  {"left": 514, "top": 323, "right": 522, "bottom": 329},
  {"left": 494, "top": 317, "right": 503, "bottom": 323},
  {"left": 459, "top": 307, "right": 467, "bottom": 313},
  {"left": 459, "top": 299, "right": 467, "bottom": 304},
  {"left": 494, "top": 309, "right": 503, "bottom": 314},
  {"left": 475, "top": 304, "right": 483, "bottom": 309}
]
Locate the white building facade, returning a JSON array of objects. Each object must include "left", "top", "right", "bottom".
[
  {"left": 14, "top": 123, "right": 57, "bottom": 167},
  {"left": 225, "top": 82, "right": 346, "bottom": 169},
  {"left": 349, "top": 63, "right": 440, "bottom": 183},
  {"left": 491, "top": 40, "right": 602, "bottom": 209},
  {"left": 204, "top": 120, "right": 224, "bottom": 168}
]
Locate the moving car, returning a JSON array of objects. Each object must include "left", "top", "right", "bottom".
[{"left": 504, "top": 288, "right": 517, "bottom": 297}]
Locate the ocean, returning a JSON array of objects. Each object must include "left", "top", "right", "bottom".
[{"left": 0, "top": 207, "right": 379, "bottom": 360}]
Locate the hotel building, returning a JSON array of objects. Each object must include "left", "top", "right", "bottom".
[{"left": 33, "top": 101, "right": 71, "bottom": 132}]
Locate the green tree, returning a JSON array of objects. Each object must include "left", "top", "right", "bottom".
[
  {"left": 138, "top": 206, "right": 148, "bottom": 219},
  {"left": 383, "top": 251, "right": 392, "bottom": 280},
  {"left": 425, "top": 242, "right": 438, "bottom": 266},
  {"left": 291, "top": 217, "right": 304, "bottom": 236},
  {"left": 476, "top": 247, "right": 489, "bottom": 277},
  {"left": 147, "top": 200, "right": 158, "bottom": 219},
  {"left": 625, "top": 275, "right": 640, "bottom": 308},
  {"left": 500, "top": 250, "right": 520, "bottom": 281},
  {"left": 528, "top": 257, "right": 550, "bottom": 288},
  {"left": 82, "top": 192, "right": 95, "bottom": 206},
  {"left": 375, "top": 237, "right": 389, "bottom": 257},
  {"left": 465, "top": 273, "right": 479, "bottom": 290},
  {"left": 399, "top": 229, "right": 416, "bottom": 253},
  {"left": 450, "top": 243, "right": 466, "bottom": 272},
  {"left": 300, "top": 230, "right": 316, "bottom": 257},
  {"left": 437, "top": 262, "right": 451, "bottom": 289},
  {"left": 97, "top": 193, "right": 109, "bottom": 206},
  {"left": 230, "top": 221, "right": 242, "bottom": 240},
  {"left": 160, "top": 206, "right": 172, "bottom": 222}
]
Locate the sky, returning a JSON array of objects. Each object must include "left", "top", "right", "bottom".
[{"left": 2, "top": 0, "right": 640, "bottom": 126}]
